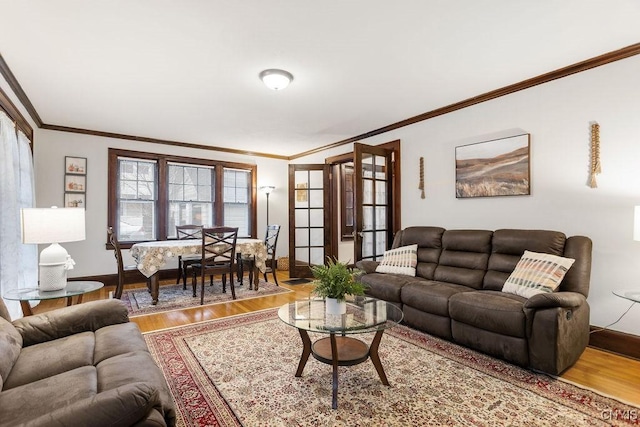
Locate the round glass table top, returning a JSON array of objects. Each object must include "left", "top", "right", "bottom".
[
  {"left": 613, "top": 289, "right": 640, "bottom": 303},
  {"left": 3, "top": 281, "right": 104, "bottom": 301},
  {"left": 278, "top": 296, "right": 403, "bottom": 335}
]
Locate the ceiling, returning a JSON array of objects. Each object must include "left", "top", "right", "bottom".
[{"left": 1, "top": 1, "right": 639, "bottom": 158}]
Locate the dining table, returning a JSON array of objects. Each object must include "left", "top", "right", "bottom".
[{"left": 130, "top": 238, "right": 267, "bottom": 305}]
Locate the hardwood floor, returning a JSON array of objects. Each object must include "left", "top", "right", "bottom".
[{"left": 31, "top": 271, "right": 640, "bottom": 407}]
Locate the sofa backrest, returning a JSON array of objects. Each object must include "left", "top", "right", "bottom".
[
  {"left": 0, "top": 315, "right": 23, "bottom": 391},
  {"left": 391, "top": 227, "right": 592, "bottom": 297},
  {"left": 392, "top": 226, "right": 444, "bottom": 280},
  {"left": 484, "top": 229, "right": 566, "bottom": 291},
  {"left": 434, "top": 230, "right": 493, "bottom": 289}
]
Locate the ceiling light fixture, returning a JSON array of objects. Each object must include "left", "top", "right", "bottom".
[{"left": 259, "top": 69, "right": 293, "bottom": 91}]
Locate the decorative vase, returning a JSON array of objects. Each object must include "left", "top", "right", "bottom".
[{"left": 325, "top": 297, "right": 347, "bottom": 315}]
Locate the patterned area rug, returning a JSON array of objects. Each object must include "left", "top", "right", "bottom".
[
  {"left": 122, "top": 280, "right": 291, "bottom": 316},
  {"left": 144, "top": 310, "right": 639, "bottom": 426}
]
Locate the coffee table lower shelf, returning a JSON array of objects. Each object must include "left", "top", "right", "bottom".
[{"left": 294, "top": 329, "right": 389, "bottom": 409}]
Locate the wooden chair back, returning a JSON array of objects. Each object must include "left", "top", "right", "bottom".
[
  {"left": 201, "top": 226, "right": 238, "bottom": 268},
  {"left": 107, "top": 226, "right": 125, "bottom": 298},
  {"left": 264, "top": 225, "right": 281, "bottom": 270},
  {"left": 176, "top": 224, "right": 203, "bottom": 240}
]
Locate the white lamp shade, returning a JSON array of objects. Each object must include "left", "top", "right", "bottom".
[
  {"left": 634, "top": 206, "right": 640, "bottom": 241},
  {"left": 21, "top": 207, "right": 86, "bottom": 244},
  {"left": 260, "top": 185, "right": 275, "bottom": 195},
  {"left": 259, "top": 69, "right": 293, "bottom": 91}
]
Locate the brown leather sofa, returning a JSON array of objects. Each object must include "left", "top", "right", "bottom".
[
  {"left": 356, "top": 227, "right": 592, "bottom": 375},
  {"left": 0, "top": 299, "right": 176, "bottom": 426}
]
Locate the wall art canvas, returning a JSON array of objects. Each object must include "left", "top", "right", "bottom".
[{"left": 455, "top": 134, "right": 530, "bottom": 198}]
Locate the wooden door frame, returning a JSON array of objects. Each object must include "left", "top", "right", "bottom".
[
  {"left": 287, "top": 164, "right": 331, "bottom": 278},
  {"left": 324, "top": 139, "right": 401, "bottom": 260}
]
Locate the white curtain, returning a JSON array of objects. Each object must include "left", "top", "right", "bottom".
[
  {"left": 17, "top": 131, "right": 37, "bottom": 299},
  {"left": 0, "top": 112, "right": 36, "bottom": 320}
]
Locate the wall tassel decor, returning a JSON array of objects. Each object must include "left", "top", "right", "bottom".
[
  {"left": 419, "top": 157, "right": 425, "bottom": 199},
  {"left": 589, "top": 122, "right": 601, "bottom": 188}
]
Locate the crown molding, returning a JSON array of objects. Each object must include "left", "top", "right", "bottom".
[{"left": 3, "top": 43, "right": 640, "bottom": 161}]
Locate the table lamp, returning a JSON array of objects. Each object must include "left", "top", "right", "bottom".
[{"left": 20, "top": 207, "right": 86, "bottom": 291}]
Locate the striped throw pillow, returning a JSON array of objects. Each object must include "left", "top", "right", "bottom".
[
  {"left": 502, "top": 251, "right": 575, "bottom": 298},
  {"left": 375, "top": 244, "right": 418, "bottom": 276}
]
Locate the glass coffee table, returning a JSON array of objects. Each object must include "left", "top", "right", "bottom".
[
  {"left": 3, "top": 281, "right": 104, "bottom": 316},
  {"left": 278, "top": 296, "right": 403, "bottom": 409}
]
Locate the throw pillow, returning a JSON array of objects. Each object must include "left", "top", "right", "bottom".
[
  {"left": 502, "top": 250, "right": 575, "bottom": 298},
  {"left": 375, "top": 244, "right": 418, "bottom": 276}
]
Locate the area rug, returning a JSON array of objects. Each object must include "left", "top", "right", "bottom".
[
  {"left": 281, "top": 278, "right": 313, "bottom": 285},
  {"left": 122, "top": 280, "right": 291, "bottom": 316},
  {"left": 144, "top": 310, "right": 639, "bottom": 426}
]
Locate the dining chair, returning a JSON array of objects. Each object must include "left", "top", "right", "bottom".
[
  {"left": 107, "top": 226, "right": 146, "bottom": 299},
  {"left": 175, "top": 224, "right": 204, "bottom": 289},
  {"left": 191, "top": 226, "right": 238, "bottom": 305},
  {"left": 238, "top": 224, "right": 281, "bottom": 287}
]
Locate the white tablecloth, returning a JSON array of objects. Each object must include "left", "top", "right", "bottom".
[{"left": 130, "top": 238, "right": 267, "bottom": 277}]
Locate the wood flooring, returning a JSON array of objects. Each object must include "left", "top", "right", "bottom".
[{"left": 31, "top": 271, "right": 640, "bottom": 407}]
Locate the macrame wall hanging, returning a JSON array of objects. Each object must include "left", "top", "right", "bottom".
[
  {"left": 589, "top": 122, "right": 601, "bottom": 188},
  {"left": 419, "top": 157, "right": 425, "bottom": 199}
]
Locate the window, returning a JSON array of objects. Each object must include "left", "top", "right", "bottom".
[
  {"left": 167, "top": 163, "right": 214, "bottom": 238},
  {"left": 118, "top": 158, "right": 157, "bottom": 241},
  {"left": 108, "top": 149, "right": 256, "bottom": 245},
  {"left": 223, "top": 169, "right": 251, "bottom": 237}
]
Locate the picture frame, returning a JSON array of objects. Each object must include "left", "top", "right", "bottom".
[
  {"left": 455, "top": 133, "right": 530, "bottom": 198},
  {"left": 65, "top": 156, "right": 87, "bottom": 175},
  {"left": 64, "top": 156, "right": 87, "bottom": 207},
  {"left": 65, "top": 175, "right": 86, "bottom": 192},
  {"left": 64, "top": 193, "right": 85, "bottom": 208}
]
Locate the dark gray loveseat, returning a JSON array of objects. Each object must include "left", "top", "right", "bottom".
[
  {"left": 0, "top": 299, "right": 176, "bottom": 426},
  {"left": 356, "top": 227, "right": 592, "bottom": 375}
]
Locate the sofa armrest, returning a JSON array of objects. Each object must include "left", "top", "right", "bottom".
[
  {"left": 23, "top": 383, "right": 160, "bottom": 427},
  {"left": 13, "top": 299, "right": 129, "bottom": 347},
  {"left": 523, "top": 292, "right": 586, "bottom": 309},
  {"left": 355, "top": 260, "right": 379, "bottom": 274}
]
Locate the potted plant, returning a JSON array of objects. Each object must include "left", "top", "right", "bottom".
[{"left": 311, "top": 258, "right": 366, "bottom": 315}]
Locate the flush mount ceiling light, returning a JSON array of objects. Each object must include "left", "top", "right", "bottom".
[{"left": 259, "top": 69, "right": 294, "bottom": 91}]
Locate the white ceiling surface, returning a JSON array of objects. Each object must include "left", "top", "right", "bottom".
[{"left": 1, "top": 1, "right": 640, "bottom": 157}]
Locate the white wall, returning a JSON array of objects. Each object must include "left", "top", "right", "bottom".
[
  {"left": 31, "top": 130, "right": 290, "bottom": 278},
  {"left": 295, "top": 55, "right": 640, "bottom": 336},
  {"left": 4, "top": 52, "right": 640, "bottom": 336}
]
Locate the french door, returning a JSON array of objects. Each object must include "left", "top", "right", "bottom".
[
  {"left": 288, "top": 164, "right": 331, "bottom": 278},
  {"left": 354, "top": 143, "right": 394, "bottom": 262}
]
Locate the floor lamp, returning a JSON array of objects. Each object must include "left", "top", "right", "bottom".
[{"left": 260, "top": 186, "right": 275, "bottom": 226}]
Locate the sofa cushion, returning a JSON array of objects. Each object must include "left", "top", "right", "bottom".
[
  {"left": 3, "top": 331, "right": 94, "bottom": 390},
  {"left": 375, "top": 244, "right": 418, "bottom": 276},
  {"left": 449, "top": 291, "right": 527, "bottom": 338},
  {"left": 434, "top": 230, "right": 493, "bottom": 289},
  {"left": 484, "top": 229, "right": 567, "bottom": 290},
  {"left": 0, "top": 366, "right": 97, "bottom": 426},
  {"left": 502, "top": 251, "right": 575, "bottom": 298},
  {"left": 402, "top": 281, "right": 473, "bottom": 317},
  {"left": 0, "top": 316, "right": 22, "bottom": 390},
  {"left": 22, "top": 382, "right": 160, "bottom": 427},
  {"left": 394, "top": 226, "right": 444, "bottom": 280},
  {"left": 94, "top": 322, "right": 150, "bottom": 364},
  {"left": 361, "top": 272, "right": 415, "bottom": 304}
]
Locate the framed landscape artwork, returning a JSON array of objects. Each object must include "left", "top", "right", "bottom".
[{"left": 455, "top": 134, "right": 530, "bottom": 198}]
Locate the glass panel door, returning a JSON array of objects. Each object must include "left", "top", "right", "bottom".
[
  {"left": 288, "top": 164, "right": 331, "bottom": 277},
  {"left": 354, "top": 143, "right": 393, "bottom": 262}
]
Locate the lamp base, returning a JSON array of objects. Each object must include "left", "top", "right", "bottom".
[
  {"left": 39, "top": 264, "right": 67, "bottom": 291},
  {"left": 39, "top": 243, "right": 70, "bottom": 291}
]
